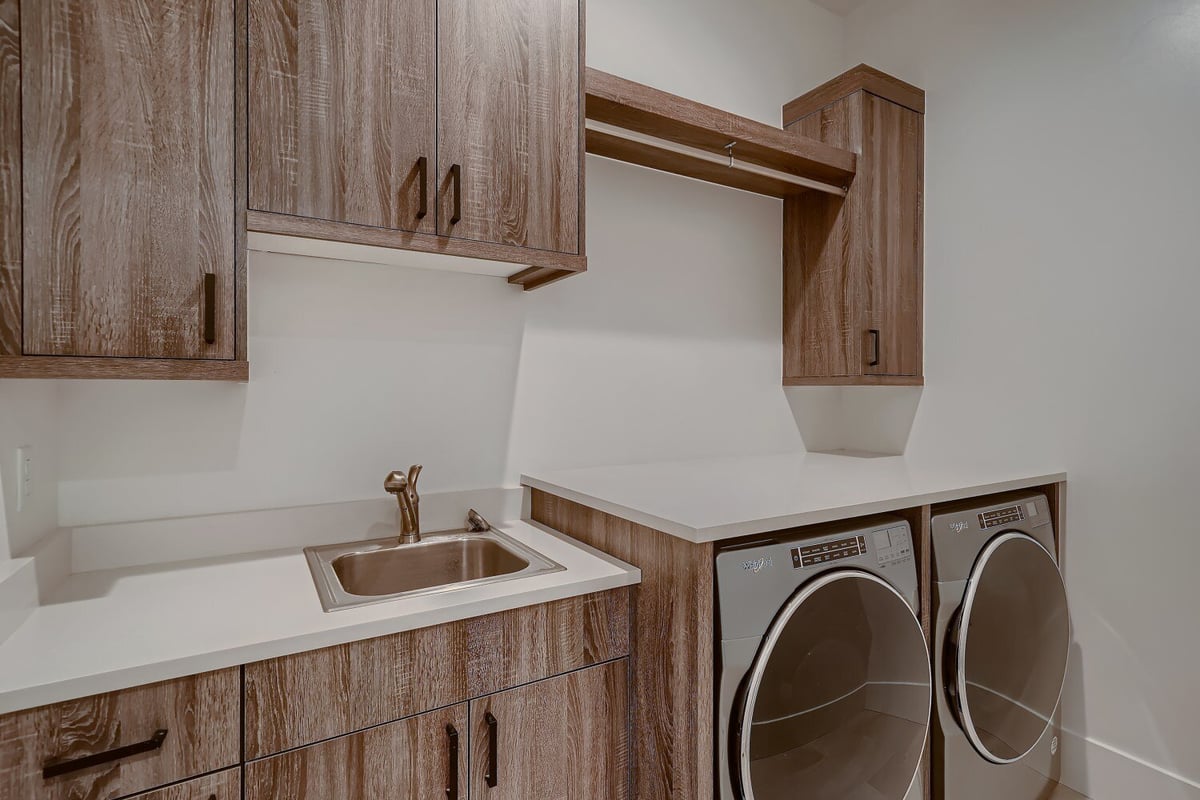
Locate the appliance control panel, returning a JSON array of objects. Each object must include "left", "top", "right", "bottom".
[
  {"left": 873, "top": 525, "right": 913, "bottom": 566},
  {"left": 979, "top": 504, "right": 1026, "bottom": 529},
  {"left": 791, "top": 535, "right": 867, "bottom": 568}
]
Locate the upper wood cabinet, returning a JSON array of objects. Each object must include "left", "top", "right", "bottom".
[
  {"left": 0, "top": 0, "right": 247, "bottom": 380},
  {"left": 247, "top": 0, "right": 585, "bottom": 286},
  {"left": 782, "top": 66, "right": 924, "bottom": 386},
  {"left": 248, "top": 0, "right": 437, "bottom": 235},
  {"left": 469, "top": 659, "right": 629, "bottom": 800},
  {"left": 437, "top": 0, "right": 580, "bottom": 253}
]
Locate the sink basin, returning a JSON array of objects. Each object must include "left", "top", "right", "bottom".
[{"left": 305, "top": 528, "right": 564, "bottom": 612}]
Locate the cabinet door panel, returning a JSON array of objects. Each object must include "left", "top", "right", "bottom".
[
  {"left": 862, "top": 93, "right": 922, "bottom": 377},
  {"left": 21, "top": 0, "right": 236, "bottom": 359},
  {"left": 244, "top": 704, "right": 467, "bottom": 800},
  {"left": 438, "top": 0, "right": 580, "bottom": 254},
  {"left": 0, "top": 0, "right": 19, "bottom": 355},
  {"left": 248, "top": 0, "right": 435, "bottom": 234},
  {"left": 470, "top": 659, "right": 629, "bottom": 800}
]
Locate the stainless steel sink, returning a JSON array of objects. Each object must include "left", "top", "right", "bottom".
[{"left": 305, "top": 528, "right": 564, "bottom": 612}]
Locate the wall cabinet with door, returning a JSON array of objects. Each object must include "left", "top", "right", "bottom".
[
  {"left": 782, "top": 66, "right": 925, "bottom": 386},
  {"left": 0, "top": 0, "right": 248, "bottom": 380},
  {"left": 247, "top": 0, "right": 586, "bottom": 290}
]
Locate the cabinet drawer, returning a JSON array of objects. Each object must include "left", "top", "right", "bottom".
[
  {"left": 245, "top": 588, "right": 631, "bottom": 757},
  {"left": 127, "top": 768, "right": 240, "bottom": 800},
  {"left": 0, "top": 668, "right": 240, "bottom": 800}
]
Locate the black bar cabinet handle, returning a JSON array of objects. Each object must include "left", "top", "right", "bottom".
[
  {"left": 869, "top": 329, "right": 880, "bottom": 367},
  {"left": 416, "top": 156, "right": 429, "bottom": 219},
  {"left": 445, "top": 723, "right": 459, "bottom": 800},
  {"left": 202, "top": 273, "right": 216, "bottom": 344},
  {"left": 484, "top": 711, "right": 498, "bottom": 788},
  {"left": 450, "top": 164, "right": 462, "bottom": 225},
  {"left": 43, "top": 728, "right": 169, "bottom": 780}
]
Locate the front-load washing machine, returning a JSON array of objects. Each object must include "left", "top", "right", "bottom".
[
  {"left": 716, "top": 516, "right": 932, "bottom": 800},
  {"left": 931, "top": 492, "right": 1071, "bottom": 799}
]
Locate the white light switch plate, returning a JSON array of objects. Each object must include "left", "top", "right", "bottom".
[{"left": 16, "top": 446, "right": 32, "bottom": 513}]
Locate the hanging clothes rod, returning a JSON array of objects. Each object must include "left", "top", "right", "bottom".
[{"left": 584, "top": 119, "right": 849, "bottom": 198}]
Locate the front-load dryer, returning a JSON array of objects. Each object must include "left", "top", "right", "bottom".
[
  {"left": 931, "top": 492, "right": 1071, "bottom": 799},
  {"left": 716, "top": 516, "right": 932, "bottom": 800}
]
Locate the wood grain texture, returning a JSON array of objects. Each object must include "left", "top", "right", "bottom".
[
  {"left": 0, "top": 356, "right": 248, "bottom": 380},
  {"left": 471, "top": 659, "right": 629, "bottom": 800},
  {"left": 0, "top": 0, "right": 19, "bottom": 355},
  {"left": 126, "top": 768, "right": 240, "bottom": 800},
  {"left": 586, "top": 68, "right": 856, "bottom": 187},
  {"left": 248, "top": 210, "right": 588, "bottom": 278},
  {"left": 245, "top": 704, "right": 467, "bottom": 800},
  {"left": 243, "top": 588, "right": 631, "bottom": 758},
  {"left": 782, "top": 374, "right": 923, "bottom": 387},
  {"left": 21, "top": 0, "right": 238, "bottom": 360},
  {"left": 438, "top": 0, "right": 581, "bottom": 254},
  {"left": 783, "top": 81, "right": 924, "bottom": 382},
  {"left": 0, "top": 669, "right": 240, "bottom": 800},
  {"left": 531, "top": 490, "right": 714, "bottom": 800},
  {"left": 248, "top": 0, "right": 436, "bottom": 234},
  {"left": 783, "top": 63, "right": 926, "bottom": 124}
]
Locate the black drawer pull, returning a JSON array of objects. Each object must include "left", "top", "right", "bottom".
[
  {"left": 202, "top": 273, "right": 216, "bottom": 344},
  {"left": 484, "top": 711, "right": 498, "bottom": 788},
  {"left": 445, "top": 723, "right": 459, "bottom": 800},
  {"left": 43, "top": 728, "right": 168, "bottom": 779},
  {"left": 450, "top": 164, "right": 462, "bottom": 225},
  {"left": 417, "top": 156, "right": 429, "bottom": 219},
  {"left": 869, "top": 329, "right": 880, "bottom": 367}
]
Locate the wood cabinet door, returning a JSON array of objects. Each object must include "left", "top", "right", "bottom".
[
  {"left": 244, "top": 704, "right": 467, "bottom": 800},
  {"left": 0, "top": 0, "right": 19, "bottom": 356},
  {"left": 248, "top": 0, "right": 436, "bottom": 234},
  {"left": 437, "top": 0, "right": 581, "bottom": 254},
  {"left": 862, "top": 93, "right": 923, "bottom": 378},
  {"left": 127, "top": 768, "right": 240, "bottom": 800},
  {"left": 470, "top": 659, "right": 629, "bottom": 800},
  {"left": 20, "top": 0, "right": 237, "bottom": 359}
]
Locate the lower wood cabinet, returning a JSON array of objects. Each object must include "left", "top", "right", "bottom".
[
  {"left": 245, "top": 704, "right": 468, "bottom": 800},
  {"left": 128, "top": 768, "right": 240, "bottom": 800},
  {"left": 470, "top": 659, "right": 629, "bottom": 800}
]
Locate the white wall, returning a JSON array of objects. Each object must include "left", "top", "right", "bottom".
[
  {"left": 0, "top": 383, "right": 59, "bottom": 558},
  {"left": 841, "top": 0, "right": 1200, "bottom": 793},
  {"left": 50, "top": 0, "right": 846, "bottom": 527}
]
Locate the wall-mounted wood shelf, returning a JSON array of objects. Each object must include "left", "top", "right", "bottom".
[{"left": 585, "top": 68, "right": 857, "bottom": 198}]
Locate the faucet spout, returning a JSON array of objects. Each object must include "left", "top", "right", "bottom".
[{"left": 385, "top": 465, "right": 423, "bottom": 543}]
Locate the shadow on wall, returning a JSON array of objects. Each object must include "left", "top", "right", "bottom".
[{"left": 785, "top": 386, "right": 923, "bottom": 455}]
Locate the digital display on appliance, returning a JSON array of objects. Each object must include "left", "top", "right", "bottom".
[
  {"left": 792, "top": 535, "right": 867, "bottom": 568},
  {"left": 978, "top": 505, "right": 1026, "bottom": 529}
]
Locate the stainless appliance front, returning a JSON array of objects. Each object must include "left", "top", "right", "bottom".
[{"left": 716, "top": 517, "right": 931, "bottom": 800}]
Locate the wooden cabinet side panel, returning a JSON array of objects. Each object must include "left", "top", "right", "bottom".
[
  {"left": 437, "top": 0, "right": 580, "bottom": 253},
  {"left": 783, "top": 94, "right": 865, "bottom": 380},
  {"left": 248, "top": 0, "right": 436, "bottom": 233},
  {"left": 0, "top": 0, "right": 19, "bottom": 355},
  {"left": 863, "top": 94, "right": 923, "bottom": 377},
  {"left": 127, "top": 767, "right": 240, "bottom": 800},
  {"left": 243, "top": 588, "right": 631, "bottom": 758},
  {"left": 245, "top": 704, "right": 466, "bottom": 800},
  {"left": 21, "top": 0, "right": 236, "bottom": 359},
  {"left": 531, "top": 490, "right": 714, "bottom": 800},
  {"left": 470, "top": 659, "right": 628, "bottom": 800},
  {"left": 0, "top": 668, "right": 240, "bottom": 800}
]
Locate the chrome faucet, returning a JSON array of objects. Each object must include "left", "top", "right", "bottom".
[{"left": 385, "top": 465, "right": 423, "bottom": 544}]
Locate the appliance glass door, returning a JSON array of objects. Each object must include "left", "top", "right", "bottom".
[
  {"left": 950, "top": 533, "right": 1070, "bottom": 764},
  {"left": 735, "top": 570, "right": 931, "bottom": 800}
]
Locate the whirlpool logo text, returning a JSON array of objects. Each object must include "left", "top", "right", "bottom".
[{"left": 741, "top": 556, "right": 773, "bottom": 573}]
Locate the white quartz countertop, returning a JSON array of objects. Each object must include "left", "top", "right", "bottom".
[
  {"left": 0, "top": 521, "right": 640, "bottom": 715},
  {"left": 522, "top": 452, "right": 1066, "bottom": 543}
]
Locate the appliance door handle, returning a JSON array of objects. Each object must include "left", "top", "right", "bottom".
[
  {"left": 869, "top": 329, "right": 881, "bottom": 367},
  {"left": 450, "top": 164, "right": 463, "bottom": 225},
  {"left": 43, "top": 729, "right": 169, "bottom": 780},
  {"left": 203, "top": 273, "right": 216, "bottom": 344},
  {"left": 417, "top": 156, "right": 429, "bottom": 220},
  {"left": 445, "top": 723, "right": 459, "bottom": 799},
  {"left": 484, "top": 711, "right": 498, "bottom": 788}
]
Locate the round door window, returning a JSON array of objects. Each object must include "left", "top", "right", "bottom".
[
  {"left": 734, "top": 571, "right": 931, "bottom": 800},
  {"left": 950, "top": 533, "right": 1070, "bottom": 764}
]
